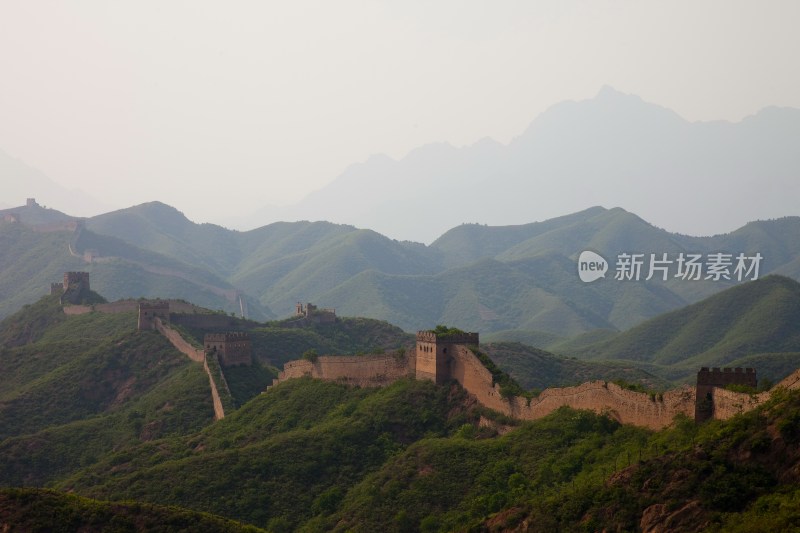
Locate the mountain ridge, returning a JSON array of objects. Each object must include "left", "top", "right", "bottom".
[
  {"left": 230, "top": 87, "right": 800, "bottom": 242},
  {"left": 3, "top": 201, "right": 800, "bottom": 339}
]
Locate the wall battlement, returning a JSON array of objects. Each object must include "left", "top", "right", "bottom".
[
  {"left": 273, "top": 329, "right": 783, "bottom": 430},
  {"left": 415, "top": 331, "right": 480, "bottom": 345},
  {"left": 697, "top": 366, "right": 756, "bottom": 385},
  {"left": 696, "top": 366, "right": 758, "bottom": 421},
  {"left": 63, "top": 271, "right": 90, "bottom": 289}
]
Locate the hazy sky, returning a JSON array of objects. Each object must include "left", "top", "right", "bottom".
[{"left": 1, "top": 1, "right": 799, "bottom": 227}]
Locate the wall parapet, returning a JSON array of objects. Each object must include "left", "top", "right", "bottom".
[
  {"left": 697, "top": 366, "right": 757, "bottom": 385},
  {"left": 415, "top": 331, "right": 479, "bottom": 345},
  {"left": 274, "top": 352, "right": 413, "bottom": 388},
  {"left": 273, "top": 340, "right": 781, "bottom": 430}
]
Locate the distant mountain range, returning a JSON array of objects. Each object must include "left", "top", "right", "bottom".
[
  {"left": 231, "top": 86, "right": 800, "bottom": 242},
  {"left": 0, "top": 148, "right": 112, "bottom": 217},
  {"left": 2, "top": 87, "right": 798, "bottom": 245},
  {"left": 1, "top": 200, "right": 800, "bottom": 344}
]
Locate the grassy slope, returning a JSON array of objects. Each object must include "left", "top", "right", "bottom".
[
  {"left": 483, "top": 341, "right": 671, "bottom": 391},
  {"left": 13, "top": 379, "right": 800, "bottom": 533},
  {"left": 9, "top": 203, "right": 800, "bottom": 340},
  {"left": 566, "top": 276, "right": 800, "bottom": 378},
  {"left": 0, "top": 488, "right": 265, "bottom": 532},
  {"left": 520, "top": 388, "right": 800, "bottom": 532},
  {"left": 0, "top": 223, "right": 85, "bottom": 319},
  {"left": 58, "top": 379, "right": 477, "bottom": 531},
  {"left": 0, "top": 299, "right": 214, "bottom": 486},
  {"left": 176, "top": 315, "right": 414, "bottom": 368},
  {"left": 2, "top": 297, "right": 800, "bottom": 532},
  {"left": 84, "top": 203, "right": 800, "bottom": 339}
]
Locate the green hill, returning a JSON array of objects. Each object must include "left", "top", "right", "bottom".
[
  {"left": 564, "top": 275, "right": 800, "bottom": 383},
  {"left": 0, "top": 488, "right": 264, "bottom": 532},
  {"left": 57, "top": 378, "right": 477, "bottom": 531},
  {"left": 483, "top": 341, "right": 670, "bottom": 391},
  {"left": 0, "top": 219, "right": 270, "bottom": 321},
  {"left": 3, "top": 292, "right": 800, "bottom": 531},
  {"left": 0, "top": 297, "right": 216, "bottom": 486},
  {"left": 0, "top": 201, "right": 76, "bottom": 226},
  {"left": 0, "top": 223, "right": 86, "bottom": 319},
  {"left": 173, "top": 314, "right": 413, "bottom": 369},
  {"left": 6, "top": 201, "right": 800, "bottom": 341}
]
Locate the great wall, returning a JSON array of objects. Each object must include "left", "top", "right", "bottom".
[
  {"left": 275, "top": 331, "right": 793, "bottom": 430},
  {"left": 52, "top": 272, "right": 251, "bottom": 421},
  {"left": 0, "top": 201, "right": 250, "bottom": 318},
  {"left": 51, "top": 271, "right": 797, "bottom": 431}
]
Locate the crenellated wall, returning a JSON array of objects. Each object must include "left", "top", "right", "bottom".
[
  {"left": 274, "top": 352, "right": 414, "bottom": 388},
  {"left": 153, "top": 317, "right": 204, "bottom": 363},
  {"left": 709, "top": 388, "right": 770, "bottom": 420},
  {"left": 274, "top": 340, "right": 789, "bottom": 430},
  {"left": 444, "top": 344, "right": 698, "bottom": 429},
  {"left": 171, "top": 313, "right": 243, "bottom": 330}
]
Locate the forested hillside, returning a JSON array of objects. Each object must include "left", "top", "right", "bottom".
[
  {"left": 1, "top": 291, "right": 800, "bottom": 531},
  {"left": 3, "top": 201, "right": 800, "bottom": 340}
]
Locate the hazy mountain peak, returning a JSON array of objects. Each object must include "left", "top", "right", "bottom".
[
  {"left": 0, "top": 148, "right": 115, "bottom": 217},
  {"left": 595, "top": 84, "right": 640, "bottom": 102},
  {"left": 124, "top": 201, "right": 192, "bottom": 222}
]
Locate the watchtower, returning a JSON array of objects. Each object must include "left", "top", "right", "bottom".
[
  {"left": 295, "top": 302, "right": 336, "bottom": 324},
  {"left": 695, "top": 367, "right": 757, "bottom": 422},
  {"left": 63, "top": 271, "right": 90, "bottom": 292},
  {"left": 415, "top": 330, "right": 479, "bottom": 385},
  {"left": 138, "top": 302, "right": 170, "bottom": 331},
  {"left": 204, "top": 332, "right": 252, "bottom": 367}
]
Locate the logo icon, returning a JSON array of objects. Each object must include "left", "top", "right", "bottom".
[{"left": 578, "top": 250, "right": 608, "bottom": 283}]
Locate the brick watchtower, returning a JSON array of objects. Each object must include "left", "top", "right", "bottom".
[
  {"left": 63, "top": 271, "right": 90, "bottom": 292},
  {"left": 695, "top": 367, "right": 757, "bottom": 422},
  {"left": 204, "top": 332, "right": 252, "bottom": 367},
  {"left": 415, "top": 330, "right": 479, "bottom": 385},
  {"left": 138, "top": 302, "right": 170, "bottom": 331}
]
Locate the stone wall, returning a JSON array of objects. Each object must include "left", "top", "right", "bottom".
[
  {"left": 777, "top": 367, "right": 800, "bottom": 390},
  {"left": 710, "top": 388, "right": 770, "bottom": 420},
  {"left": 62, "top": 301, "right": 140, "bottom": 315},
  {"left": 446, "top": 345, "right": 697, "bottom": 430},
  {"left": 203, "top": 353, "right": 230, "bottom": 420},
  {"left": 171, "top": 313, "right": 243, "bottom": 330},
  {"left": 62, "top": 300, "right": 201, "bottom": 317},
  {"left": 447, "top": 344, "right": 508, "bottom": 412},
  {"left": 154, "top": 318, "right": 205, "bottom": 363},
  {"left": 275, "top": 352, "right": 414, "bottom": 387},
  {"left": 151, "top": 317, "right": 225, "bottom": 419},
  {"left": 273, "top": 343, "right": 783, "bottom": 430},
  {"left": 518, "top": 382, "right": 696, "bottom": 430},
  {"left": 62, "top": 305, "right": 92, "bottom": 316},
  {"left": 96, "top": 301, "right": 139, "bottom": 313}
]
